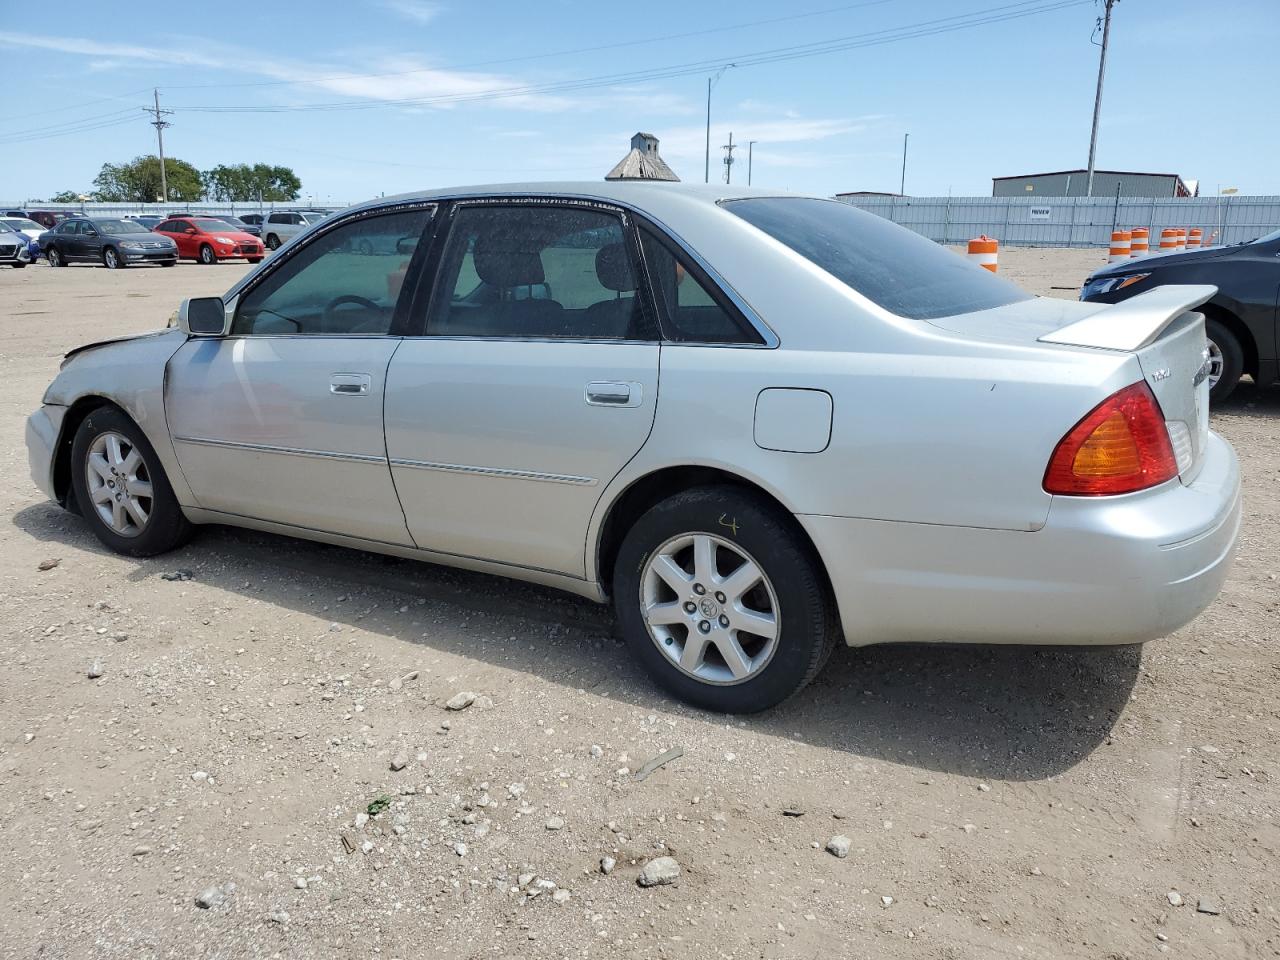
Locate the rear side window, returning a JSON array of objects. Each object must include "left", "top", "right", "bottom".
[
  {"left": 639, "top": 229, "right": 761, "bottom": 344},
  {"left": 722, "top": 197, "right": 1029, "bottom": 320}
]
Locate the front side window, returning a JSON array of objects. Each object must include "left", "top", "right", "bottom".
[
  {"left": 156, "top": 220, "right": 179, "bottom": 233},
  {"left": 639, "top": 229, "right": 761, "bottom": 344},
  {"left": 58, "top": 221, "right": 79, "bottom": 235},
  {"left": 427, "top": 204, "right": 654, "bottom": 340},
  {"left": 268, "top": 213, "right": 289, "bottom": 224},
  {"left": 722, "top": 197, "right": 1029, "bottom": 320},
  {"left": 233, "top": 208, "right": 433, "bottom": 336}
]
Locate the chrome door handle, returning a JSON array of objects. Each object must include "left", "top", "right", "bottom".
[
  {"left": 330, "top": 373, "right": 372, "bottom": 396},
  {"left": 586, "top": 381, "right": 641, "bottom": 407}
]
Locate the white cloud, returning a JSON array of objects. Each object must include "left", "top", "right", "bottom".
[{"left": 379, "top": 0, "right": 444, "bottom": 24}]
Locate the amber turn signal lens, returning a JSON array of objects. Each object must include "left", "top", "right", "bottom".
[{"left": 1044, "top": 381, "right": 1178, "bottom": 495}]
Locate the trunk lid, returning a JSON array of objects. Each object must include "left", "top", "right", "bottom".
[{"left": 925, "top": 285, "right": 1216, "bottom": 483}]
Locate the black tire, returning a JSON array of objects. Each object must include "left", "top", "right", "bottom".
[
  {"left": 247, "top": 257, "right": 263, "bottom": 264},
  {"left": 102, "top": 247, "right": 122, "bottom": 269},
  {"left": 1205, "top": 319, "right": 1243, "bottom": 404},
  {"left": 612, "top": 485, "right": 837, "bottom": 713},
  {"left": 47, "top": 246, "right": 65, "bottom": 267},
  {"left": 265, "top": 234, "right": 280, "bottom": 250},
  {"left": 161, "top": 259, "right": 176, "bottom": 267},
  {"left": 198, "top": 244, "right": 216, "bottom": 265},
  {"left": 69, "top": 406, "right": 194, "bottom": 558},
  {"left": 12, "top": 261, "right": 26, "bottom": 268}
]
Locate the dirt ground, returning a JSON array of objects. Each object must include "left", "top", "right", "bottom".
[{"left": 1, "top": 250, "right": 1277, "bottom": 960}]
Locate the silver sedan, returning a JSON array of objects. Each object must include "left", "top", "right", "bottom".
[{"left": 25, "top": 183, "right": 1242, "bottom": 712}]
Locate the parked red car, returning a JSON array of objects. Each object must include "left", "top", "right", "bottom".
[{"left": 153, "top": 216, "right": 264, "bottom": 265}]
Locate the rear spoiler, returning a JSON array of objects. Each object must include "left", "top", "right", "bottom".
[{"left": 1039, "top": 284, "right": 1217, "bottom": 352}]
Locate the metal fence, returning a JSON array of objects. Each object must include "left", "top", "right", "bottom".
[
  {"left": 0, "top": 200, "right": 354, "bottom": 218},
  {"left": 837, "top": 194, "right": 1280, "bottom": 248}
]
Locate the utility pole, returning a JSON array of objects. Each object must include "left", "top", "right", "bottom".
[
  {"left": 747, "top": 140, "right": 758, "bottom": 186},
  {"left": 722, "top": 132, "right": 736, "bottom": 185},
  {"left": 900, "top": 133, "right": 909, "bottom": 195},
  {"left": 1085, "top": 0, "right": 1118, "bottom": 198},
  {"left": 143, "top": 89, "right": 174, "bottom": 203}
]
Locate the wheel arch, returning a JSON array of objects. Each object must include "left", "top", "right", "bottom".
[
  {"left": 51, "top": 395, "right": 123, "bottom": 509},
  {"left": 1201, "top": 302, "right": 1258, "bottom": 380},
  {"left": 592, "top": 464, "right": 836, "bottom": 608}
]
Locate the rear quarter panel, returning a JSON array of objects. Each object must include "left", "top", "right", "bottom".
[{"left": 588, "top": 334, "right": 1138, "bottom": 583}]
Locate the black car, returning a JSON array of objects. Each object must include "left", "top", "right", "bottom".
[
  {"left": 1082, "top": 228, "right": 1280, "bottom": 402},
  {"left": 40, "top": 216, "right": 178, "bottom": 269},
  {"left": 214, "top": 215, "right": 261, "bottom": 238}
]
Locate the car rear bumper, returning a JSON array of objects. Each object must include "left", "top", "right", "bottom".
[
  {"left": 26, "top": 403, "right": 65, "bottom": 502},
  {"left": 800, "top": 431, "right": 1241, "bottom": 647}
]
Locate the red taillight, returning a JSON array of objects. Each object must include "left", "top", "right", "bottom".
[{"left": 1043, "top": 381, "right": 1178, "bottom": 496}]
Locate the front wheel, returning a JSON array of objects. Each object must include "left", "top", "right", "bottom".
[
  {"left": 47, "top": 246, "right": 65, "bottom": 267},
  {"left": 247, "top": 257, "right": 263, "bottom": 264},
  {"left": 69, "top": 406, "right": 194, "bottom": 557},
  {"left": 265, "top": 234, "right": 280, "bottom": 250},
  {"left": 613, "top": 486, "right": 837, "bottom": 712},
  {"left": 12, "top": 261, "right": 26, "bottom": 268},
  {"left": 102, "top": 247, "right": 122, "bottom": 269},
  {"left": 198, "top": 244, "right": 216, "bottom": 265},
  {"left": 1205, "top": 319, "right": 1243, "bottom": 403}
]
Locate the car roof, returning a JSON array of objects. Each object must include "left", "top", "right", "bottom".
[{"left": 353, "top": 181, "right": 797, "bottom": 221}]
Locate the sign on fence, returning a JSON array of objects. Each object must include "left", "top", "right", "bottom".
[{"left": 1029, "top": 206, "right": 1052, "bottom": 220}]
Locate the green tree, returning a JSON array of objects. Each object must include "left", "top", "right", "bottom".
[
  {"left": 49, "top": 190, "right": 84, "bottom": 203},
  {"left": 92, "top": 155, "right": 204, "bottom": 202},
  {"left": 202, "top": 163, "right": 302, "bottom": 202}
]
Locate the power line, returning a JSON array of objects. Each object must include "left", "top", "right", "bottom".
[
  {"left": 169, "top": 0, "right": 1086, "bottom": 116},
  {"left": 162, "top": 0, "right": 905, "bottom": 92}
]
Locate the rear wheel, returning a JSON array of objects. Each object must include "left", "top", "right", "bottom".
[
  {"left": 47, "top": 246, "right": 64, "bottom": 267},
  {"left": 161, "top": 259, "right": 176, "bottom": 267},
  {"left": 613, "top": 486, "right": 836, "bottom": 712},
  {"left": 69, "top": 406, "right": 194, "bottom": 557},
  {"left": 198, "top": 244, "right": 216, "bottom": 265},
  {"left": 102, "top": 247, "right": 122, "bottom": 269},
  {"left": 1205, "top": 319, "right": 1243, "bottom": 403}
]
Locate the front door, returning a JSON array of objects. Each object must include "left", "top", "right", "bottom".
[
  {"left": 166, "top": 205, "right": 436, "bottom": 544},
  {"left": 385, "top": 201, "right": 661, "bottom": 577}
]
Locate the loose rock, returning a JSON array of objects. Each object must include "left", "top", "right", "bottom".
[
  {"left": 637, "top": 856, "right": 680, "bottom": 887},
  {"left": 87, "top": 660, "right": 103, "bottom": 680},
  {"left": 445, "top": 691, "right": 476, "bottom": 711},
  {"left": 1196, "top": 897, "right": 1221, "bottom": 916},
  {"left": 390, "top": 749, "right": 409, "bottom": 772},
  {"left": 37, "top": 558, "right": 60, "bottom": 571},
  {"left": 826, "top": 836, "right": 851, "bottom": 859},
  {"left": 545, "top": 816, "right": 565, "bottom": 831},
  {"left": 194, "top": 885, "right": 225, "bottom": 909},
  {"left": 1167, "top": 891, "right": 1184, "bottom": 907},
  {"left": 600, "top": 856, "right": 616, "bottom": 875}
]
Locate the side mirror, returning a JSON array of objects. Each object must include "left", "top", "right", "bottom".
[{"left": 179, "top": 297, "right": 229, "bottom": 336}]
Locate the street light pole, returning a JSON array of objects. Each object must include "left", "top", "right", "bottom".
[
  {"left": 900, "top": 133, "right": 909, "bottom": 195},
  {"left": 704, "top": 65, "right": 733, "bottom": 184},
  {"left": 747, "top": 140, "right": 758, "bottom": 186},
  {"left": 1086, "top": 0, "right": 1118, "bottom": 198}
]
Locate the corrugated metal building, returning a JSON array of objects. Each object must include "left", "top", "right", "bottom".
[{"left": 993, "top": 169, "right": 1196, "bottom": 198}]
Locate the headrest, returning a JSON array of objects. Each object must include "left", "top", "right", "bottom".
[
  {"left": 474, "top": 233, "right": 544, "bottom": 289},
  {"left": 594, "top": 242, "right": 635, "bottom": 293}
]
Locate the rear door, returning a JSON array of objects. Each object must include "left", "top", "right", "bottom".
[
  {"left": 384, "top": 200, "right": 660, "bottom": 577},
  {"left": 166, "top": 204, "right": 436, "bottom": 543}
]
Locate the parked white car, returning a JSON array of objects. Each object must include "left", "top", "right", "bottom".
[
  {"left": 260, "top": 209, "right": 329, "bottom": 250},
  {"left": 25, "top": 183, "right": 1241, "bottom": 711}
]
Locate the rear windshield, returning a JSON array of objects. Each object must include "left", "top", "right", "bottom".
[{"left": 722, "top": 197, "right": 1030, "bottom": 320}]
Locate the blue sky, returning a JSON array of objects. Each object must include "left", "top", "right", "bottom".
[{"left": 2, "top": 0, "right": 1276, "bottom": 204}]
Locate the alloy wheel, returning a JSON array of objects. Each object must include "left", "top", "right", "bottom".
[
  {"left": 1205, "top": 337, "right": 1224, "bottom": 389},
  {"left": 85, "top": 431, "right": 153, "bottom": 537},
  {"left": 640, "top": 533, "right": 780, "bottom": 685},
  {"left": 103, "top": 248, "right": 118, "bottom": 269}
]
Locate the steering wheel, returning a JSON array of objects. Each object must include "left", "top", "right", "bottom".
[{"left": 323, "top": 294, "right": 383, "bottom": 331}]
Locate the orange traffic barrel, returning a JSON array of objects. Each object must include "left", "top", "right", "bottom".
[
  {"left": 1187, "top": 228, "right": 1203, "bottom": 249},
  {"left": 1175, "top": 228, "right": 1186, "bottom": 251},
  {"left": 1159, "top": 228, "right": 1178, "bottom": 253},
  {"left": 1130, "top": 227, "right": 1149, "bottom": 257},
  {"left": 1109, "top": 229, "right": 1132, "bottom": 262},
  {"left": 967, "top": 235, "right": 998, "bottom": 272}
]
